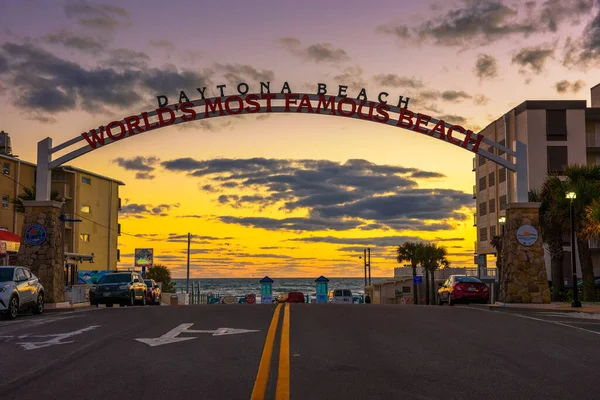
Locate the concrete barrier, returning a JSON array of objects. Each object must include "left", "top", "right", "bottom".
[{"left": 161, "top": 292, "right": 189, "bottom": 305}]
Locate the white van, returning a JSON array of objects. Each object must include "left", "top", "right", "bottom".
[{"left": 329, "top": 289, "right": 353, "bottom": 303}]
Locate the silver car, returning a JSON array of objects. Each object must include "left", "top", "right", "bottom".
[{"left": 0, "top": 266, "right": 45, "bottom": 319}]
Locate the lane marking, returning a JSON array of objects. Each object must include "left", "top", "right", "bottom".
[
  {"left": 460, "top": 306, "right": 600, "bottom": 336},
  {"left": 276, "top": 303, "right": 290, "bottom": 400},
  {"left": 251, "top": 303, "right": 283, "bottom": 400}
]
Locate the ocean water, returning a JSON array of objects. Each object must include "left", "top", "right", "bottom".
[{"left": 171, "top": 277, "right": 390, "bottom": 297}]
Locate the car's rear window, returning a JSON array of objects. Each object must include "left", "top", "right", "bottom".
[
  {"left": 0, "top": 268, "right": 14, "bottom": 282},
  {"left": 98, "top": 274, "right": 131, "bottom": 284},
  {"left": 144, "top": 280, "right": 152, "bottom": 287},
  {"left": 342, "top": 290, "right": 352, "bottom": 296},
  {"left": 455, "top": 276, "right": 482, "bottom": 283}
]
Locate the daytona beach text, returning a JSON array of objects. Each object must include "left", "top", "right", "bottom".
[{"left": 81, "top": 82, "right": 483, "bottom": 154}]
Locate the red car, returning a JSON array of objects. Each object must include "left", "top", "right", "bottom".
[
  {"left": 286, "top": 292, "right": 305, "bottom": 303},
  {"left": 437, "top": 275, "right": 489, "bottom": 305},
  {"left": 144, "top": 279, "right": 161, "bottom": 305}
]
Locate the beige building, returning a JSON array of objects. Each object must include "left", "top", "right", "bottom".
[
  {"left": 474, "top": 84, "right": 600, "bottom": 283},
  {"left": 0, "top": 134, "right": 124, "bottom": 282}
]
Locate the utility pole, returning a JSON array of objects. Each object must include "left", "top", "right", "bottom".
[
  {"left": 367, "top": 247, "right": 371, "bottom": 285},
  {"left": 363, "top": 249, "right": 367, "bottom": 286},
  {"left": 186, "top": 232, "right": 191, "bottom": 294}
]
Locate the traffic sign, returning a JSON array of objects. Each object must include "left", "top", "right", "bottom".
[
  {"left": 414, "top": 276, "right": 423, "bottom": 284},
  {"left": 245, "top": 294, "right": 256, "bottom": 304}
]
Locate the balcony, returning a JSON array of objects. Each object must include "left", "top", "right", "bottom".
[
  {"left": 587, "top": 132, "right": 600, "bottom": 151},
  {"left": 472, "top": 184, "right": 477, "bottom": 199},
  {"left": 590, "top": 237, "right": 600, "bottom": 251},
  {"left": 54, "top": 183, "right": 72, "bottom": 200},
  {"left": 473, "top": 213, "right": 477, "bottom": 227},
  {"left": 472, "top": 157, "right": 476, "bottom": 172}
]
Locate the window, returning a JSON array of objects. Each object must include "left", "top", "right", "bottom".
[
  {"left": 80, "top": 234, "right": 90, "bottom": 242},
  {"left": 118, "top": 197, "right": 122, "bottom": 210},
  {"left": 479, "top": 201, "right": 487, "bottom": 216},
  {"left": 487, "top": 145, "right": 494, "bottom": 154},
  {"left": 478, "top": 155, "right": 486, "bottom": 166},
  {"left": 547, "top": 146, "right": 568, "bottom": 173},
  {"left": 500, "top": 195, "right": 507, "bottom": 210},
  {"left": 3, "top": 162, "right": 10, "bottom": 176},
  {"left": 1, "top": 195, "right": 8, "bottom": 209},
  {"left": 80, "top": 205, "right": 90, "bottom": 213},
  {"left": 488, "top": 172, "right": 495, "bottom": 187},
  {"left": 490, "top": 225, "right": 497, "bottom": 237},
  {"left": 479, "top": 227, "right": 488, "bottom": 242},
  {"left": 402, "top": 286, "right": 411, "bottom": 293},
  {"left": 82, "top": 176, "right": 91, "bottom": 185},
  {"left": 498, "top": 139, "right": 506, "bottom": 156},
  {"left": 23, "top": 269, "right": 32, "bottom": 279},
  {"left": 489, "top": 199, "right": 496, "bottom": 213},
  {"left": 479, "top": 176, "right": 487, "bottom": 191},
  {"left": 499, "top": 168, "right": 506, "bottom": 183},
  {"left": 15, "top": 268, "right": 26, "bottom": 281},
  {"left": 546, "top": 110, "right": 567, "bottom": 141},
  {"left": 118, "top": 223, "right": 121, "bottom": 236},
  {"left": 117, "top": 249, "right": 121, "bottom": 261},
  {"left": 51, "top": 171, "right": 66, "bottom": 181}
]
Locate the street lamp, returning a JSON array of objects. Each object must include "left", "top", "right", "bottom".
[
  {"left": 566, "top": 191, "right": 581, "bottom": 308},
  {"left": 498, "top": 216, "right": 506, "bottom": 236}
]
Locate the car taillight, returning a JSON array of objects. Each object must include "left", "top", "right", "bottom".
[
  {"left": 482, "top": 285, "right": 489, "bottom": 291},
  {"left": 454, "top": 284, "right": 462, "bottom": 291}
]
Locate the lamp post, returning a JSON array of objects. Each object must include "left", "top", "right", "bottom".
[{"left": 566, "top": 192, "right": 581, "bottom": 308}]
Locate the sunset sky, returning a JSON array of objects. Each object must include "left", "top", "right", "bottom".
[{"left": 0, "top": 0, "right": 599, "bottom": 278}]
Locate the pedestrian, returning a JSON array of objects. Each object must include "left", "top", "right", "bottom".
[{"left": 365, "top": 294, "right": 371, "bottom": 304}]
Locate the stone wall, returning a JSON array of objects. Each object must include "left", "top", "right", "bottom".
[
  {"left": 500, "top": 202, "right": 551, "bottom": 304},
  {"left": 17, "top": 201, "right": 65, "bottom": 303}
]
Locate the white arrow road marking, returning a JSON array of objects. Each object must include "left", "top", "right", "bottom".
[
  {"left": 15, "top": 325, "right": 100, "bottom": 350},
  {"left": 135, "top": 323, "right": 260, "bottom": 347}
]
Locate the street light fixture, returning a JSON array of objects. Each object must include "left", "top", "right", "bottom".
[
  {"left": 566, "top": 191, "right": 581, "bottom": 308},
  {"left": 498, "top": 216, "right": 506, "bottom": 235}
]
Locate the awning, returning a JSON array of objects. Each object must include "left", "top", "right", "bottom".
[
  {"left": 0, "top": 230, "right": 20, "bottom": 243},
  {"left": 65, "top": 252, "right": 95, "bottom": 263}
]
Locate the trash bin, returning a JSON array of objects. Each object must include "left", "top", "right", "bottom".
[{"left": 170, "top": 295, "right": 179, "bottom": 306}]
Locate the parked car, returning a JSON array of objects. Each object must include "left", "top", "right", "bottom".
[
  {"left": 438, "top": 275, "right": 489, "bottom": 305},
  {"left": 275, "top": 293, "right": 288, "bottom": 303},
  {"left": 0, "top": 266, "right": 45, "bottom": 319},
  {"left": 329, "top": 289, "right": 353, "bottom": 303},
  {"left": 287, "top": 292, "right": 305, "bottom": 303},
  {"left": 144, "top": 279, "right": 161, "bottom": 305},
  {"left": 89, "top": 272, "right": 147, "bottom": 307}
]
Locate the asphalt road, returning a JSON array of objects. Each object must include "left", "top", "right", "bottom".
[{"left": 1, "top": 304, "right": 600, "bottom": 400}]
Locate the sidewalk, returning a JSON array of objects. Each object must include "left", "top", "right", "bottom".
[
  {"left": 469, "top": 302, "right": 600, "bottom": 314},
  {"left": 44, "top": 302, "right": 95, "bottom": 313}
]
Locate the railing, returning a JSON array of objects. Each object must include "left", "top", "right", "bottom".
[
  {"left": 473, "top": 213, "right": 477, "bottom": 227},
  {"left": 472, "top": 184, "right": 477, "bottom": 199},
  {"left": 589, "top": 237, "right": 600, "bottom": 249},
  {"left": 587, "top": 132, "right": 600, "bottom": 147},
  {"left": 472, "top": 157, "right": 476, "bottom": 171}
]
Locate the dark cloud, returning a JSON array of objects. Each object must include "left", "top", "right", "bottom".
[
  {"left": 0, "top": 42, "right": 213, "bottom": 117},
  {"left": 438, "top": 114, "right": 468, "bottom": 125},
  {"left": 161, "top": 157, "right": 466, "bottom": 232},
  {"left": 554, "top": 79, "right": 586, "bottom": 94},
  {"left": 288, "top": 235, "right": 465, "bottom": 246},
  {"left": 413, "top": 89, "right": 472, "bottom": 103},
  {"left": 214, "top": 63, "right": 275, "bottom": 85},
  {"left": 473, "top": 94, "right": 490, "bottom": 106},
  {"left": 333, "top": 66, "right": 366, "bottom": 90},
  {"left": 377, "top": 0, "right": 593, "bottom": 47},
  {"left": 113, "top": 157, "right": 159, "bottom": 180},
  {"left": 149, "top": 39, "right": 175, "bottom": 53},
  {"left": 64, "top": 0, "right": 130, "bottom": 32},
  {"left": 474, "top": 54, "right": 499, "bottom": 80},
  {"left": 0, "top": 53, "right": 7, "bottom": 74},
  {"left": 104, "top": 48, "right": 150, "bottom": 69},
  {"left": 563, "top": 7, "right": 600, "bottom": 69},
  {"left": 278, "top": 38, "right": 349, "bottom": 63},
  {"left": 119, "top": 203, "right": 180, "bottom": 218},
  {"left": 372, "top": 74, "right": 424, "bottom": 89},
  {"left": 511, "top": 44, "right": 555, "bottom": 74},
  {"left": 44, "top": 30, "right": 107, "bottom": 54},
  {"left": 441, "top": 90, "right": 472, "bottom": 101}
]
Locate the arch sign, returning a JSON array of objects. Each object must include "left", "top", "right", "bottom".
[{"left": 35, "top": 81, "right": 528, "bottom": 202}]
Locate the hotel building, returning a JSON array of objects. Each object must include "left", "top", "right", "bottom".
[{"left": 474, "top": 84, "right": 600, "bottom": 283}]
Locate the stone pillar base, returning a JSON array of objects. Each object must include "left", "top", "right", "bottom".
[
  {"left": 500, "top": 202, "right": 550, "bottom": 304},
  {"left": 16, "top": 200, "right": 65, "bottom": 303}
]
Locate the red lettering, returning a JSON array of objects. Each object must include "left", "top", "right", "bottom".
[
  {"left": 316, "top": 95, "right": 336, "bottom": 115},
  {"left": 429, "top": 119, "right": 446, "bottom": 140},
  {"left": 106, "top": 121, "right": 126, "bottom": 140},
  {"left": 205, "top": 98, "right": 224, "bottom": 117},
  {"left": 285, "top": 93, "right": 299, "bottom": 112},
  {"left": 397, "top": 109, "right": 414, "bottom": 129},
  {"left": 337, "top": 98, "right": 357, "bottom": 117},
  {"left": 245, "top": 94, "right": 260, "bottom": 113},
  {"left": 142, "top": 112, "right": 158, "bottom": 131},
  {"left": 447, "top": 125, "right": 464, "bottom": 145},
  {"left": 461, "top": 130, "right": 484, "bottom": 153},
  {"left": 297, "top": 94, "right": 314, "bottom": 113},
  {"left": 357, "top": 102, "right": 374, "bottom": 121},
  {"left": 181, "top": 102, "right": 197, "bottom": 121},
  {"left": 225, "top": 96, "right": 243, "bottom": 115},
  {"left": 81, "top": 128, "right": 105, "bottom": 149},
  {"left": 124, "top": 115, "right": 143, "bottom": 135},
  {"left": 374, "top": 103, "right": 390, "bottom": 123},
  {"left": 261, "top": 93, "right": 276, "bottom": 112},
  {"left": 157, "top": 107, "right": 175, "bottom": 127},
  {"left": 413, "top": 113, "right": 431, "bottom": 134}
]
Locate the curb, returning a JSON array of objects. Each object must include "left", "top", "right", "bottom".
[{"left": 467, "top": 303, "right": 600, "bottom": 314}]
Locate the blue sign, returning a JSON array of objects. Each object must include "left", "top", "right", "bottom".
[
  {"left": 25, "top": 224, "right": 47, "bottom": 246},
  {"left": 316, "top": 294, "right": 328, "bottom": 304},
  {"left": 141, "top": 265, "right": 146, "bottom": 278},
  {"left": 414, "top": 276, "right": 423, "bottom": 284}
]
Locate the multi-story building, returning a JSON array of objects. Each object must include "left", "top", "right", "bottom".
[
  {"left": 474, "top": 85, "right": 600, "bottom": 283},
  {"left": 0, "top": 132, "right": 124, "bottom": 282}
]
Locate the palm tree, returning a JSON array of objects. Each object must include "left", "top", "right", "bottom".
[
  {"left": 544, "top": 165, "right": 600, "bottom": 302},
  {"left": 490, "top": 235, "right": 503, "bottom": 281},
  {"left": 582, "top": 198, "right": 600, "bottom": 239},
  {"left": 532, "top": 186, "right": 565, "bottom": 301},
  {"left": 12, "top": 185, "right": 60, "bottom": 213},
  {"left": 417, "top": 243, "right": 450, "bottom": 305},
  {"left": 396, "top": 242, "right": 424, "bottom": 305}
]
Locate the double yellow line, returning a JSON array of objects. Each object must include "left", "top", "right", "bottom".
[{"left": 251, "top": 303, "right": 290, "bottom": 400}]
